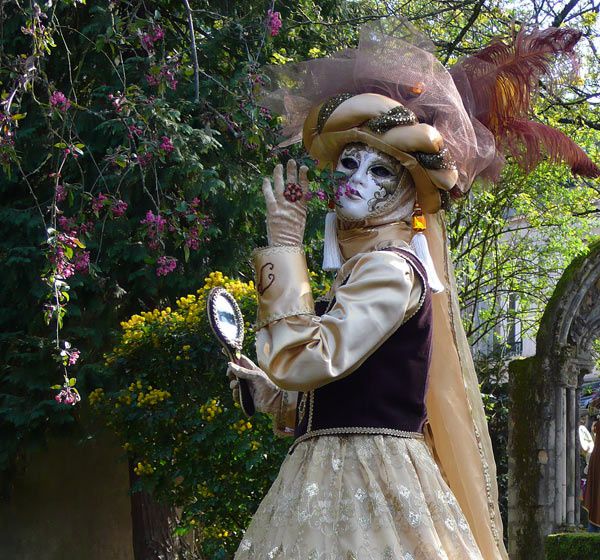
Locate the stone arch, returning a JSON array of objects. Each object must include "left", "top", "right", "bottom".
[{"left": 507, "top": 239, "right": 600, "bottom": 560}]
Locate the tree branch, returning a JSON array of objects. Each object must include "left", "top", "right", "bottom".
[
  {"left": 182, "top": 0, "right": 200, "bottom": 103},
  {"left": 442, "top": 0, "right": 485, "bottom": 64},
  {"left": 552, "top": 0, "right": 581, "bottom": 27},
  {"left": 558, "top": 116, "right": 600, "bottom": 131}
]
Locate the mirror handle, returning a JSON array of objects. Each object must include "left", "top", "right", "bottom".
[{"left": 238, "top": 379, "right": 256, "bottom": 417}]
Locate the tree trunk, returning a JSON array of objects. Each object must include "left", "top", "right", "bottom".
[{"left": 128, "top": 461, "right": 183, "bottom": 560}]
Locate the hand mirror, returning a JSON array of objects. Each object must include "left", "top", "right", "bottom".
[
  {"left": 206, "top": 287, "right": 255, "bottom": 416},
  {"left": 579, "top": 425, "right": 594, "bottom": 455}
]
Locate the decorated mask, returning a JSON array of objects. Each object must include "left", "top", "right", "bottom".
[{"left": 335, "top": 143, "right": 415, "bottom": 223}]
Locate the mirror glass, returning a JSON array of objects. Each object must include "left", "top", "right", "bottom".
[
  {"left": 214, "top": 294, "right": 240, "bottom": 345},
  {"left": 207, "top": 287, "right": 244, "bottom": 357}
]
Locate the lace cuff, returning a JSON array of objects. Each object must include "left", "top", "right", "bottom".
[{"left": 252, "top": 246, "right": 314, "bottom": 329}]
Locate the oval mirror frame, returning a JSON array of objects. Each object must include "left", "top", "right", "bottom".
[{"left": 206, "top": 287, "right": 255, "bottom": 417}]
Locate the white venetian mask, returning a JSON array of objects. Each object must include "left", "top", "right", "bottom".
[{"left": 335, "top": 144, "right": 409, "bottom": 221}]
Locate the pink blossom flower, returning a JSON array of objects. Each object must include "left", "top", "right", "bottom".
[
  {"left": 146, "top": 65, "right": 178, "bottom": 90},
  {"left": 141, "top": 210, "right": 167, "bottom": 249},
  {"left": 57, "top": 216, "right": 72, "bottom": 230},
  {"left": 156, "top": 255, "right": 177, "bottom": 276},
  {"left": 68, "top": 349, "right": 81, "bottom": 365},
  {"left": 335, "top": 181, "right": 359, "bottom": 201},
  {"left": 266, "top": 10, "right": 282, "bottom": 37},
  {"left": 185, "top": 227, "right": 200, "bottom": 250},
  {"left": 58, "top": 232, "right": 78, "bottom": 248},
  {"left": 305, "top": 190, "right": 327, "bottom": 202},
  {"left": 55, "top": 184, "right": 67, "bottom": 203},
  {"left": 141, "top": 210, "right": 167, "bottom": 232},
  {"left": 145, "top": 74, "right": 160, "bottom": 87},
  {"left": 141, "top": 33, "right": 154, "bottom": 51},
  {"left": 74, "top": 251, "right": 90, "bottom": 273},
  {"left": 111, "top": 199, "right": 128, "bottom": 217},
  {"left": 141, "top": 26, "right": 164, "bottom": 52},
  {"left": 78, "top": 221, "right": 94, "bottom": 236},
  {"left": 50, "top": 91, "right": 71, "bottom": 112},
  {"left": 108, "top": 93, "right": 126, "bottom": 113},
  {"left": 152, "top": 26, "right": 165, "bottom": 41},
  {"left": 159, "top": 136, "right": 174, "bottom": 154},
  {"left": 127, "top": 124, "right": 144, "bottom": 138},
  {"left": 137, "top": 153, "right": 153, "bottom": 167},
  {"left": 52, "top": 247, "right": 75, "bottom": 278},
  {"left": 92, "top": 192, "right": 108, "bottom": 213},
  {"left": 54, "top": 386, "right": 80, "bottom": 406}
]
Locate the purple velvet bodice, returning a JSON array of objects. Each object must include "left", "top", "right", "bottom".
[{"left": 294, "top": 248, "right": 432, "bottom": 442}]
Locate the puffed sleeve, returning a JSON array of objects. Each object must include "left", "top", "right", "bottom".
[{"left": 252, "top": 246, "right": 423, "bottom": 392}]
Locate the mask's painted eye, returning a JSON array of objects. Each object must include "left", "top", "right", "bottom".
[
  {"left": 340, "top": 157, "right": 359, "bottom": 170},
  {"left": 371, "top": 165, "right": 393, "bottom": 178}
]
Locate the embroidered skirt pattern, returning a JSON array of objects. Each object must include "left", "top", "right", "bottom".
[{"left": 234, "top": 435, "right": 483, "bottom": 560}]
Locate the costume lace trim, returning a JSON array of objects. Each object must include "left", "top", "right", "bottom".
[
  {"left": 290, "top": 427, "right": 424, "bottom": 453},
  {"left": 252, "top": 244, "right": 304, "bottom": 257},
  {"left": 255, "top": 307, "right": 314, "bottom": 330},
  {"left": 441, "top": 219, "right": 500, "bottom": 546},
  {"left": 383, "top": 247, "right": 428, "bottom": 326}
]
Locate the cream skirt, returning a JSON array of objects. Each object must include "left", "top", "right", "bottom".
[{"left": 234, "top": 435, "right": 483, "bottom": 560}]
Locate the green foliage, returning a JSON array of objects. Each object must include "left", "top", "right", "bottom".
[
  {"left": 479, "top": 359, "right": 509, "bottom": 536},
  {"left": 545, "top": 532, "right": 600, "bottom": 559},
  {"left": 448, "top": 162, "right": 597, "bottom": 352},
  {"left": 0, "top": 0, "right": 355, "bottom": 479}
]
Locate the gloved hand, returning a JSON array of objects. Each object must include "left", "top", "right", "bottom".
[
  {"left": 263, "top": 159, "right": 309, "bottom": 246},
  {"left": 226, "top": 355, "right": 281, "bottom": 415}
]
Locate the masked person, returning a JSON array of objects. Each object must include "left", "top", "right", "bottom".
[{"left": 227, "top": 21, "right": 598, "bottom": 560}]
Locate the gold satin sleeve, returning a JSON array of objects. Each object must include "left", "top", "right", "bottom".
[
  {"left": 255, "top": 250, "right": 422, "bottom": 392},
  {"left": 252, "top": 246, "right": 314, "bottom": 329}
]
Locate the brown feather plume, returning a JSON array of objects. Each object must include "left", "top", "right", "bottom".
[
  {"left": 503, "top": 118, "right": 600, "bottom": 177},
  {"left": 452, "top": 27, "right": 600, "bottom": 178}
]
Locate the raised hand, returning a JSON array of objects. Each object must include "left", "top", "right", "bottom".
[{"left": 262, "top": 159, "right": 309, "bottom": 246}]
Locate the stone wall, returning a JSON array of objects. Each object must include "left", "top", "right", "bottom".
[{"left": 0, "top": 431, "right": 134, "bottom": 560}]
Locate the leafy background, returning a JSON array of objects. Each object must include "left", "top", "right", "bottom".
[{"left": 1, "top": 0, "right": 599, "bottom": 557}]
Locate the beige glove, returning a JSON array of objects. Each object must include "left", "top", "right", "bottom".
[
  {"left": 227, "top": 355, "right": 297, "bottom": 436},
  {"left": 263, "top": 159, "right": 309, "bottom": 246},
  {"left": 227, "top": 355, "right": 281, "bottom": 415}
]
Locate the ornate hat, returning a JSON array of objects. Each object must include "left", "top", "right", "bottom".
[
  {"left": 302, "top": 92, "right": 458, "bottom": 213},
  {"left": 261, "top": 20, "right": 599, "bottom": 213}
]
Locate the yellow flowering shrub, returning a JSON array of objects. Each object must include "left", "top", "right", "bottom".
[
  {"left": 133, "top": 461, "right": 155, "bottom": 476},
  {"left": 200, "top": 398, "right": 223, "bottom": 421},
  {"left": 91, "top": 269, "right": 329, "bottom": 555},
  {"left": 110, "top": 271, "right": 258, "bottom": 362}
]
